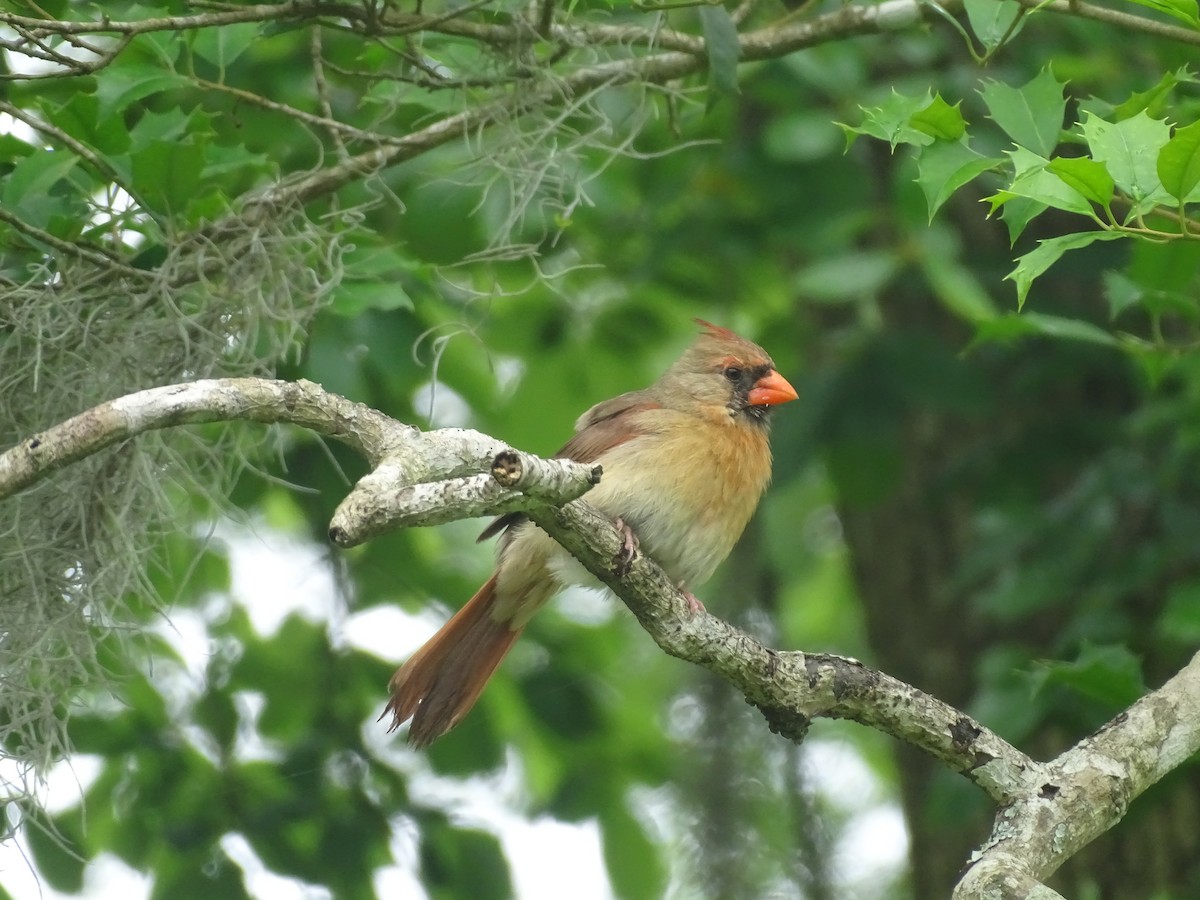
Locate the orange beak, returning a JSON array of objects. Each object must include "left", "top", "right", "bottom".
[{"left": 747, "top": 369, "right": 798, "bottom": 407}]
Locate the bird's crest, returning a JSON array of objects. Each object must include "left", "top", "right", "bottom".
[{"left": 693, "top": 318, "right": 743, "bottom": 343}]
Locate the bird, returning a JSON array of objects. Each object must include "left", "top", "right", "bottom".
[{"left": 384, "top": 319, "right": 798, "bottom": 746}]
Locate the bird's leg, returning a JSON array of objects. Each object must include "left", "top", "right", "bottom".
[
  {"left": 612, "top": 517, "right": 639, "bottom": 578},
  {"left": 677, "top": 582, "right": 706, "bottom": 615}
]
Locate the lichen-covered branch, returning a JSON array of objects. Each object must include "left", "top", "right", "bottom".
[
  {"left": 328, "top": 447, "right": 602, "bottom": 545},
  {"left": 0, "top": 379, "right": 394, "bottom": 500},
  {"left": 0, "top": 375, "right": 1032, "bottom": 797},
  {"left": 523, "top": 497, "right": 1039, "bottom": 803},
  {"left": 954, "top": 651, "right": 1200, "bottom": 899},
  {"left": 5, "top": 375, "right": 1200, "bottom": 896}
]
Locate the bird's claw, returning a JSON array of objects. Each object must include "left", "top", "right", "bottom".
[
  {"left": 679, "top": 583, "right": 706, "bottom": 615},
  {"left": 612, "top": 517, "right": 638, "bottom": 578}
]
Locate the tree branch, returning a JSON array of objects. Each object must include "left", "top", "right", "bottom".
[
  {"left": 0, "top": 376, "right": 1039, "bottom": 800},
  {"left": 954, "top": 650, "right": 1200, "bottom": 899},
  {"left": 5, "top": 375, "right": 1199, "bottom": 896}
]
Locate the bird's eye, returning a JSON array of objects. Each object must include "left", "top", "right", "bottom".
[{"left": 723, "top": 365, "right": 743, "bottom": 382}]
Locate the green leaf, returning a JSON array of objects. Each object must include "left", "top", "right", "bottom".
[
  {"left": 762, "top": 111, "right": 843, "bottom": 163},
  {"left": 979, "top": 68, "right": 1066, "bottom": 158},
  {"left": 1005, "top": 231, "right": 1128, "bottom": 309},
  {"left": 126, "top": 107, "right": 202, "bottom": 152},
  {"left": 232, "top": 614, "right": 327, "bottom": 742},
  {"left": 1112, "top": 67, "right": 1198, "bottom": 121},
  {"left": 601, "top": 802, "right": 666, "bottom": 900},
  {"left": 94, "top": 63, "right": 189, "bottom": 120},
  {"left": 332, "top": 242, "right": 422, "bottom": 315},
  {"left": 131, "top": 138, "right": 208, "bottom": 215},
  {"left": 1018, "top": 312, "right": 1121, "bottom": 345},
  {"left": 987, "top": 146, "right": 1095, "bottom": 221},
  {"left": 332, "top": 281, "right": 414, "bottom": 316},
  {"left": 963, "top": 0, "right": 1024, "bottom": 50},
  {"left": 1117, "top": 0, "right": 1200, "bottom": 26},
  {"left": 915, "top": 139, "right": 1001, "bottom": 220},
  {"left": 43, "top": 93, "right": 131, "bottom": 156},
  {"left": 1103, "top": 270, "right": 1144, "bottom": 320},
  {"left": 1047, "top": 156, "right": 1115, "bottom": 208},
  {"left": 0, "top": 133, "right": 36, "bottom": 166},
  {"left": 25, "top": 815, "right": 85, "bottom": 893},
  {"left": 911, "top": 94, "right": 967, "bottom": 141},
  {"left": 1158, "top": 579, "right": 1200, "bottom": 645},
  {"left": 419, "top": 819, "right": 513, "bottom": 900},
  {"left": 793, "top": 249, "right": 899, "bottom": 300},
  {"left": 1081, "top": 111, "right": 1172, "bottom": 214},
  {"left": 973, "top": 311, "right": 1121, "bottom": 347},
  {"left": 1127, "top": 238, "right": 1200, "bottom": 295},
  {"left": 2, "top": 151, "right": 77, "bottom": 213},
  {"left": 1157, "top": 120, "right": 1200, "bottom": 202},
  {"left": 995, "top": 196, "right": 1045, "bottom": 244},
  {"left": 1033, "top": 643, "right": 1145, "bottom": 708},
  {"left": 150, "top": 850, "right": 249, "bottom": 900},
  {"left": 698, "top": 4, "right": 740, "bottom": 109},
  {"left": 839, "top": 90, "right": 934, "bottom": 150},
  {"left": 918, "top": 242, "right": 999, "bottom": 323},
  {"left": 190, "top": 22, "right": 261, "bottom": 70},
  {"left": 193, "top": 688, "right": 238, "bottom": 753}
]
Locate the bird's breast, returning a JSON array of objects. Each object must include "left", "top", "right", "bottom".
[{"left": 585, "top": 411, "right": 773, "bottom": 587}]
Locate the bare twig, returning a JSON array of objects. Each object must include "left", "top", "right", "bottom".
[{"left": 0, "top": 208, "right": 150, "bottom": 281}]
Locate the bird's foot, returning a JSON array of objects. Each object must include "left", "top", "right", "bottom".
[
  {"left": 612, "top": 517, "right": 639, "bottom": 578},
  {"left": 678, "top": 582, "right": 706, "bottom": 615}
]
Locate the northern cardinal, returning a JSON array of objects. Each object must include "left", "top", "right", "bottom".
[{"left": 385, "top": 320, "right": 797, "bottom": 746}]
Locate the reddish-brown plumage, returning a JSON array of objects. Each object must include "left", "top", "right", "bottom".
[{"left": 385, "top": 321, "right": 797, "bottom": 746}]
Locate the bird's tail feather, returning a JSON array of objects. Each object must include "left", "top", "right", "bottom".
[{"left": 383, "top": 574, "right": 522, "bottom": 747}]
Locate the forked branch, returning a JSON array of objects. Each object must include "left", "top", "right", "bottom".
[{"left": 5, "top": 376, "right": 1200, "bottom": 899}]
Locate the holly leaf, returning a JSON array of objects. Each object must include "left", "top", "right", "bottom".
[
  {"left": 963, "top": 0, "right": 1024, "bottom": 50},
  {"left": 1006, "top": 231, "right": 1128, "bottom": 309},
  {"left": 979, "top": 68, "right": 1066, "bottom": 158},
  {"left": 1081, "top": 111, "right": 1173, "bottom": 215},
  {"left": 988, "top": 146, "right": 1095, "bottom": 222},
  {"left": 1047, "top": 156, "right": 1115, "bottom": 209},
  {"left": 840, "top": 90, "right": 934, "bottom": 150},
  {"left": 1032, "top": 643, "right": 1146, "bottom": 708},
  {"left": 1157, "top": 120, "right": 1200, "bottom": 203},
  {"left": 911, "top": 94, "right": 967, "bottom": 141},
  {"left": 915, "top": 139, "right": 1001, "bottom": 220},
  {"left": 1112, "top": 66, "right": 1197, "bottom": 121}
]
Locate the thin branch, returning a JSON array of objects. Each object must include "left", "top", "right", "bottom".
[
  {"left": 1, "top": 0, "right": 1196, "bottom": 89},
  {"left": 0, "top": 101, "right": 154, "bottom": 219},
  {"left": 252, "top": 0, "right": 909, "bottom": 210},
  {"left": 0, "top": 207, "right": 150, "bottom": 281},
  {"left": 1017, "top": 0, "right": 1200, "bottom": 45},
  {"left": 0, "top": 3, "right": 366, "bottom": 36},
  {"left": 310, "top": 26, "right": 349, "bottom": 161},
  {"left": 193, "top": 77, "right": 410, "bottom": 145}
]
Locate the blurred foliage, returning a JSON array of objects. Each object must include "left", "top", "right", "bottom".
[{"left": 3, "top": 0, "right": 1200, "bottom": 897}]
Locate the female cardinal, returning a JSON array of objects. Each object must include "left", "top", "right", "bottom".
[{"left": 385, "top": 320, "right": 797, "bottom": 745}]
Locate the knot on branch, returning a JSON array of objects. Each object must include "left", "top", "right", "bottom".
[
  {"left": 755, "top": 702, "right": 812, "bottom": 742},
  {"left": 491, "top": 448, "right": 602, "bottom": 491}
]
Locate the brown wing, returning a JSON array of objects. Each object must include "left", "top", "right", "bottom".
[
  {"left": 476, "top": 391, "right": 660, "bottom": 543},
  {"left": 557, "top": 391, "right": 660, "bottom": 465}
]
